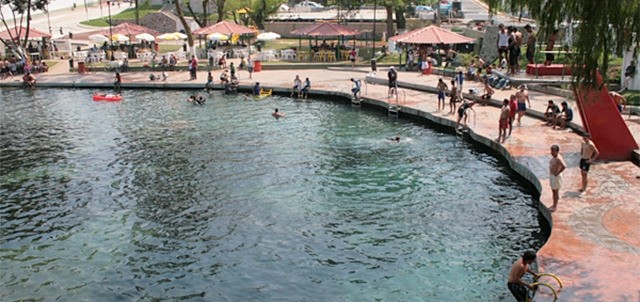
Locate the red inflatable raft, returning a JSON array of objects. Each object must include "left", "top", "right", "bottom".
[{"left": 92, "top": 94, "right": 123, "bottom": 102}]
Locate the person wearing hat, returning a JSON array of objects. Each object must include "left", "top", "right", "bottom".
[{"left": 388, "top": 66, "right": 398, "bottom": 97}]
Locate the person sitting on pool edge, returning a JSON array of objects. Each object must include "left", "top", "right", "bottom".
[
  {"left": 23, "top": 72, "right": 36, "bottom": 88},
  {"left": 272, "top": 108, "right": 285, "bottom": 119},
  {"left": 350, "top": 78, "right": 361, "bottom": 99},
  {"left": 301, "top": 77, "right": 311, "bottom": 99}
]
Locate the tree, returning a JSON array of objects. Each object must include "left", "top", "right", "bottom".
[
  {"left": 174, "top": 0, "right": 195, "bottom": 55},
  {"left": 0, "top": 0, "right": 50, "bottom": 60},
  {"left": 248, "top": 0, "right": 280, "bottom": 29},
  {"left": 212, "top": 0, "right": 226, "bottom": 23},
  {"left": 480, "top": 0, "right": 640, "bottom": 86},
  {"left": 184, "top": 0, "right": 209, "bottom": 28}
]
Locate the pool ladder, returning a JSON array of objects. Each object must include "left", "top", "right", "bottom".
[{"left": 388, "top": 90, "right": 404, "bottom": 117}]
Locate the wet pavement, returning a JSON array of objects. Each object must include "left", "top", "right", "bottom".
[{"left": 2, "top": 62, "right": 639, "bottom": 301}]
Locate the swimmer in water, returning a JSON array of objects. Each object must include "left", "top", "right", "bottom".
[
  {"left": 272, "top": 108, "right": 285, "bottom": 119},
  {"left": 387, "top": 136, "right": 401, "bottom": 142}
]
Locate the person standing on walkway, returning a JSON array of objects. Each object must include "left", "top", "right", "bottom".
[
  {"left": 436, "top": 78, "right": 448, "bottom": 111},
  {"left": 544, "top": 29, "right": 559, "bottom": 66},
  {"left": 114, "top": 72, "right": 121, "bottom": 92},
  {"left": 497, "top": 99, "right": 510, "bottom": 143},
  {"left": 579, "top": 134, "right": 600, "bottom": 193},
  {"left": 190, "top": 55, "right": 198, "bottom": 80},
  {"left": 497, "top": 24, "right": 510, "bottom": 65},
  {"left": 515, "top": 85, "right": 530, "bottom": 126},
  {"left": 388, "top": 66, "right": 398, "bottom": 97},
  {"left": 508, "top": 251, "right": 539, "bottom": 302},
  {"left": 524, "top": 24, "right": 536, "bottom": 64},
  {"left": 508, "top": 94, "right": 518, "bottom": 137},
  {"left": 548, "top": 144, "right": 566, "bottom": 212},
  {"left": 449, "top": 80, "right": 458, "bottom": 114},
  {"left": 229, "top": 62, "right": 236, "bottom": 78}
]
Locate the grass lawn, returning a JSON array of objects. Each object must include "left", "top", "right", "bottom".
[{"left": 80, "top": 5, "right": 162, "bottom": 27}]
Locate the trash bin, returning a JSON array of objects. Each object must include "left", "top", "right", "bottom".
[
  {"left": 68, "top": 58, "right": 74, "bottom": 69},
  {"left": 253, "top": 60, "right": 262, "bottom": 72},
  {"left": 370, "top": 59, "right": 378, "bottom": 72},
  {"left": 78, "top": 61, "right": 86, "bottom": 74}
]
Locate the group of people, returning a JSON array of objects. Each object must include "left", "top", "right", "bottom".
[
  {"left": 291, "top": 75, "right": 311, "bottom": 98},
  {"left": 1, "top": 58, "right": 48, "bottom": 80}
]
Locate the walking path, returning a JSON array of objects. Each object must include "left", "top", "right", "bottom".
[{"left": 1, "top": 63, "right": 639, "bottom": 301}]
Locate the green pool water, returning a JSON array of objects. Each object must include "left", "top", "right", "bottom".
[{"left": 0, "top": 88, "right": 547, "bottom": 301}]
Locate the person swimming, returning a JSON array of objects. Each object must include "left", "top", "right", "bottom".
[
  {"left": 387, "top": 136, "right": 401, "bottom": 142},
  {"left": 272, "top": 108, "right": 285, "bottom": 119}
]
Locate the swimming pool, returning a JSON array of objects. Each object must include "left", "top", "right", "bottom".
[{"left": 0, "top": 88, "right": 547, "bottom": 301}]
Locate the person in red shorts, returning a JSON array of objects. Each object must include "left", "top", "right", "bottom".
[{"left": 497, "top": 98, "right": 510, "bottom": 143}]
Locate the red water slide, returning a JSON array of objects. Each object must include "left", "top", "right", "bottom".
[{"left": 572, "top": 75, "right": 638, "bottom": 160}]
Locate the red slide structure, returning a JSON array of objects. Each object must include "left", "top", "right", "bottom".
[{"left": 572, "top": 74, "right": 638, "bottom": 160}]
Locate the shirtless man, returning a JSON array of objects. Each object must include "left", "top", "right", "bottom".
[
  {"left": 515, "top": 85, "right": 530, "bottom": 126},
  {"left": 524, "top": 24, "right": 536, "bottom": 64},
  {"left": 579, "top": 134, "right": 600, "bottom": 193},
  {"left": 497, "top": 99, "right": 510, "bottom": 143},
  {"left": 449, "top": 80, "right": 458, "bottom": 114},
  {"left": 507, "top": 251, "right": 539, "bottom": 302},
  {"left": 436, "top": 78, "right": 448, "bottom": 111},
  {"left": 272, "top": 108, "right": 285, "bottom": 119},
  {"left": 513, "top": 27, "right": 524, "bottom": 73},
  {"left": 544, "top": 29, "right": 558, "bottom": 66},
  {"left": 609, "top": 91, "right": 626, "bottom": 113},
  {"left": 548, "top": 144, "right": 566, "bottom": 212}
]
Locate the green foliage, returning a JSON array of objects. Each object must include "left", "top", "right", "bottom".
[
  {"left": 1, "top": 0, "right": 49, "bottom": 13},
  {"left": 79, "top": 5, "right": 161, "bottom": 27},
  {"left": 79, "top": 18, "right": 111, "bottom": 27},
  {"left": 480, "top": 0, "right": 640, "bottom": 86}
]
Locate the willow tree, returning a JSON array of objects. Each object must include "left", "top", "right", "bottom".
[
  {"left": 482, "top": 0, "right": 640, "bottom": 86},
  {"left": 0, "top": 0, "right": 49, "bottom": 60}
]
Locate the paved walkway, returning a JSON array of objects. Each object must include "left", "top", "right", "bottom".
[{"left": 2, "top": 63, "right": 639, "bottom": 301}]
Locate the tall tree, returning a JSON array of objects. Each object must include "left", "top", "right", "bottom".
[
  {"left": 481, "top": 0, "right": 640, "bottom": 86},
  {"left": 174, "top": 0, "right": 195, "bottom": 54},
  {"left": 212, "top": 0, "right": 226, "bottom": 23},
  {"left": 184, "top": 0, "right": 210, "bottom": 28},
  {"left": 0, "top": 0, "right": 49, "bottom": 60}
]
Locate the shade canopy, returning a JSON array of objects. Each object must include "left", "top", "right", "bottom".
[
  {"left": 0, "top": 26, "right": 51, "bottom": 40},
  {"left": 291, "top": 23, "right": 360, "bottom": 37},
  {"left": 157, "top": 32, "right": 187, "bottom": 40},
  {"left": 257, "top": 32, "right": 281, "bottom": 41},
  {"left": 390, "top": 25, "right": 475, "bottom": 45},
  {"left": 111, "top": 34, "right": 130, "bottom": 42},
  {"left": 135, "top": 33, "right": 155, "bottom": 41},
  {"left": 89, "top": 34, "right": 110, "bottom": 42},
  {"left": 207, "top": 33, "right": 229, "bottom": 41},
  {"left": 193, "top": 21, "right": 256, "bottom": 36},
  {"left": 100, "top": 22, "right": 159, "bottom": 37}
]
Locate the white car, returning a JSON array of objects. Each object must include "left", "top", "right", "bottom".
[{"left": 295, "top": 1, "right": 324, "bottom": 9}]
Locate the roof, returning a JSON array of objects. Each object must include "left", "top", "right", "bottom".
[
  {"left": 100, "top": 22, "right": 159, "bottom": 37},
  {"left": 193, "top": 21, "right": 256, "bottom": 35},
  {"left": 290, "top": 23, "right": 360, "bottom": 37},
  {"left": 0, "top": 26, "right": 52, "bottom": 40},
  {"left": 390, "top": 25, "right": 475, "bottom": 45}
]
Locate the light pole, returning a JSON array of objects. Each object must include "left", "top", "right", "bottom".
[
  {"left": 371, "top": 0, "right": 377, "bottom": 59},
  {"left": 46, "top": 4, "right": 51, "bottom": 34},
  {"left": 107, "top": 0, "right": 114, "bottom": 60}
]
